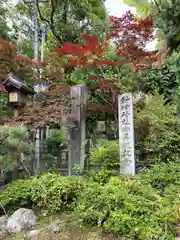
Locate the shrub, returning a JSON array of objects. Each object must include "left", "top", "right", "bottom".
[
  {"left": 75, "top": 177, "right": 177, "bottom": 239},
  {"left": 0, "top": 179, "right": 33, "bottom": 214},
  {"left": 0, "top": 173, "right": 84, "bottom": 213},
  {"left": 39, "top": 153, "right": 58, "bottom": 173},
  {"left": 90, "top": 139, "right": 119, "bottom": 170},
  {"left": 139, "top": 160, "right": 180, "bottom": 192},
  {"left": 134, "top": 94, "right": 180, "bottom": 170},
  {"left": 84, "top": 169, "right": 119, "bottom": 184},
  {"left": 2, "top": 162, "right": 180, "bottom": 239},
  {"left": 30, "top": 173, "right": 84, "bottom": 212}
]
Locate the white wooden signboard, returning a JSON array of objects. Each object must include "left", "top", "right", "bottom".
[{"left": 118, "top": 93, "right": 135, "bottom": 175}]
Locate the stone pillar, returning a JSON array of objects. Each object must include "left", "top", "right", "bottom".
[
  {"left": 68, "top": 85, "right": 87, "bottom": 176},
  {"left": 118, "top": 93, "right": 135, "bottom": 175}
]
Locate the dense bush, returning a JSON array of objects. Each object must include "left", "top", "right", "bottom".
[
  {"left": 2, "top": 162, "right": 180, "bottom": 239},
  {"left": 134, "top": 94, "right": 180, "bottom": 170},
  {"left": 139, "top": 160, "right": 180, "bottom": 192},
  {"left": 90, "top": 139, "right": 119, "bottom": 170},
  {"left": 0, "top": 179, "right": 33, "bottom": 213},
  {"left": 84, "top": 169, "right": 119, "bottom": 184},
  {"left": 139, "top": 52, "right": 180, "bottom": 103},
  {"left": 46, "top": 129, "right": 68, "bottom": 156},
  {"left": 75, "top": 177, "right": 177, "bottom": 239},
  {"left": 0, "top": 173, "right": 84, "bottom": 213},
  {"left": 30, "top": 173, "right": 83, "bottom": 212}
]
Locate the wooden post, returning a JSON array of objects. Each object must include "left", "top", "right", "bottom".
[
  {"left": 118, "top": 93, "right": 135, "bottom": 175},
  {"left": 68, "top": 85, "right": 87, "bottom": 176}
]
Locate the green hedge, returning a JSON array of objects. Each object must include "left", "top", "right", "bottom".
[
  {"left": 0, "top": 173, "right": 84, "bottom": 213},
  {"left": 139, "top": 160, "right": 180, "bottom": 192},
  {"left": 30, "top": 173, "right": 84, "bottom": 211},
  {"left": 75, "top": 177, "right": 177, "bottom": 239},
  {"left": 1, "top": 162, "right": 180, "bottom": 239},
  {"left": 0, "top": 179, "right": 33, "bottom": 213}
]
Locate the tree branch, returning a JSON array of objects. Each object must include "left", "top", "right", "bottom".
[
  {"left": 36, "top": 1, "right": 50, "bottom": 25},
  {"left": 17, "top": 153, "right": 31, "bottom": 177},
  {"left": 151, "top": 0, "right": 161, "bottom": 13},
  {"left": 37, "top": 0, "right": 61, "bottom": 42},
  {"left": 50, "top": 0, "right": 60, "bottom": 40},
  {"left": 62, "top": 0, "right": 68, "bottom": 25},
  {"left": 0, "top": 203, "right": 7, "bottom": 216}
]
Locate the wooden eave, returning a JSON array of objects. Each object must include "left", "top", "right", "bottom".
[{"left": 2, "top": 73, "right": 35, "bottom": 94}]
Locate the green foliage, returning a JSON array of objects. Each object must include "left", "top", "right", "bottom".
[
  {"left": 92, "top": 169, "right": 119, "bottom": 184},
  {"left": 87, "top": 92, "right": 180, "bottom": 172},
  {"left": 140, "top": 51, "right": 180, "bottom": 103},
  {"left": 46, "top": 129, "right": 68, "bottom": 156},
  {"left": 39, "top": 153, "right": 58, "bottom": 173},
  {"left": 17, "top": 38, "right": 34, "bottom": 58},
  {"left": 40, "top": 129, "right": 68, "bottom": 172},
  {"left": 2, "top": 161, "right": 180, "bottom": 238},
  {"left": 139, "top": 160, "right": 180, "bottom": 192},
  {"left": 134, "top": 93, "right": 180, "bottom": 169},
  {"left": 0, "top": 173, "right": 84, "bottom": 213},
  {"left": 0, "top": 125, "right": 34, "bottom": 180},
  {"left": 0, "top": 93, "right": 13, "bottom": 123},
  {"left": 88, "top": 92, "right": 180, "bottom": 172},
  {"left": 14, "top": 0, "right": 108, "bottom": 45},
  {"left": 90, "top": 139, "right": 119, "bottom": 170},
  {"left": 154, "top": 0, "right": 180, "bottom": 50},
  {"left": 0, "top": 0, "right": 10, "bottom": 37},
  {"left": 0, "top": 23, "right": 10, "bottom": 38},
  {"left": 75, "top": 176, "right": 176, "bottom": 239},
  {"left": 0, "top": 179, "right": 33, "bottom": 213},
  {"left": 30, "top": 173, "right": 84, "bottom": 212},
  {"left": 84, "top": 169, "right": 119, "bottom": 184}
]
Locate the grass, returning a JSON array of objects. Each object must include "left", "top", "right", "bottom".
[{"left": 1, "top": 212, "right": 121, "bottom": 240}]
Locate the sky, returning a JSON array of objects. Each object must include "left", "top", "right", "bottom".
[{"left": 105, "top": 0, "right": 136, "bottom": 16}]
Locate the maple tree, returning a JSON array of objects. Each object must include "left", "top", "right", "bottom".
[
  {"left": 0, "top": 38, "right": 16, "bottom": 85},
  {"left": 50, "top": 11, "right": 156, "bottom": 69},
  {"left": 45, "top": 12, "right": 162, "bottom": 115},
  {"left": 16, "top": 84, "right": 71, "bottom": 127},
  {"left": 0, "top": 38, "right": 71, "bottom": 126},
  {"left": 0, "top": 11, "right": 168, "bottom": 125},
  {"left": 109, "top": 12, "right": 155, "bottom": 70}
]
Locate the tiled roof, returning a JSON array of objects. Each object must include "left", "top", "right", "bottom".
[{"left": 2, "top": 73, "right": 34, "bottom": 94}]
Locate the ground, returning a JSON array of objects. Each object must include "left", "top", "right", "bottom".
[{"left": 1, "top": 212, "right": 121, "bottom": 240}]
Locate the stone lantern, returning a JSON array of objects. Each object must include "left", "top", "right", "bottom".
[{"left": 2, "top": 73, "right": 35, "bottom": 118}]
